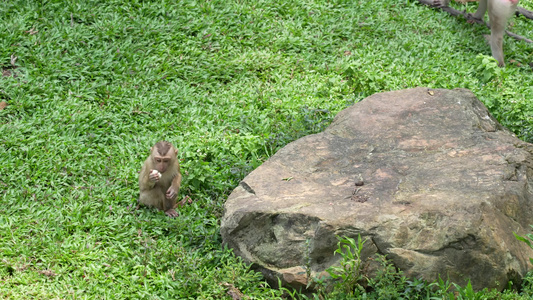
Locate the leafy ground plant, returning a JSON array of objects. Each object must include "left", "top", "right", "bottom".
[
  {"left": 515, "top": 226, "right": 533, "bottom": 265},
  {"left": 326, "top": 235, "right": 368, "bottom": 297},
  {"left": 307, "top": 235, "right": 533, "bottom": 299},
  {"left": 1, "top": 0, "right": 532, "bottom": 298}
]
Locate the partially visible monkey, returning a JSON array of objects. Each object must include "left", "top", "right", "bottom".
[
  {"left": 434, "top": 0, "right": 519, "bottom": 67},
  {"left": 138, "top": 141, "right": 190, "bottom": 217}
]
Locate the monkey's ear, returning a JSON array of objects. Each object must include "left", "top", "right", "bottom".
[{"left": 173, "top": 147, "right": 178, "bottom": 155}]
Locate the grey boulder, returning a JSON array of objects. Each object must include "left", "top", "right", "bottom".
[{"left": 221, "top": 88, "right": 533, "bottom": 290}]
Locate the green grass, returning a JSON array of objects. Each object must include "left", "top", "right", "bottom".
[{"left": 1, "top": 0, "right": 532, "bottom": 298}]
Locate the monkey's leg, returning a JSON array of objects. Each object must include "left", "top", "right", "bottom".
[
  {"left": 163, "top": 187, "right": 179, "bottom": 218},
  {"left": 489, "top": 16, "right": 506, "bottom": 66},
  {"left": 473, "top": 0, "right": 489, "bottom": 19},
  {"left": 163, "top": 173, "right": 182, "bottom": 218},
  {"left": 163, "top": 196, "right": 179, "bottom": 217},
  {"left": 139, "top": 189, "right": 166, "bottom": 211},
  {"left": 488, "top": 0, "right": 519, "bottom": 67}
]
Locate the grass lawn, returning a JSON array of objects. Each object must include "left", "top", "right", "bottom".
[{"left": 1, "top": 0, "right": 532, "bottom": 298}]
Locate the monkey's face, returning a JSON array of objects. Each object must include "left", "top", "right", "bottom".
[
  {"left": 153, "top": 156, "right": 171, "bottom": 173},
  {"left": 150, "top": 144, "right": 177, "bottom": 174}
]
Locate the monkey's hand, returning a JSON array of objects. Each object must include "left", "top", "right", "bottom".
[
  {"left": 166, "top": 187, "right": 177, "bottom": 200},
  {"left": 149, "top": 170, "right": 161, "bottom": 182}
]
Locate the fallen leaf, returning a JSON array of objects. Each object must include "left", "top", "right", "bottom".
[
  {"left": 10, "top": 54, "right": 17, "bottom": 68},
  {"left": 25, "top": 28, "right": 38, "bottom": 35},
  {"left": 38, "top": 269, "right": 57, "bottom": 277},
  {"left": 222, "top": 283, "right": 244, "bottom": 300}
]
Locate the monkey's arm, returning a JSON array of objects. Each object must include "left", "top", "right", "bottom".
[
  {"left": 166, "top": 172, "right": 182, "bottom": 200},
  {"left": 139, "top": 166, "right": 157, "bottom": 191}
]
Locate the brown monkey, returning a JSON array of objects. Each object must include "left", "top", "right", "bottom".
[
  {"left": 138, "top": 141, "right": 189, "bottom": 217},
  {"left": 434, "top": 0, "right": 519, "bottom": 67}
]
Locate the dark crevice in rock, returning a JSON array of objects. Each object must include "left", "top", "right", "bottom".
[{"left": 239, "top": 181, "right": 256, "bottom": 194}]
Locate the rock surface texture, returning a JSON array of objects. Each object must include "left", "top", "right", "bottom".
[{"left": 221, "top": 88, "right": 533, "bottom": 290}]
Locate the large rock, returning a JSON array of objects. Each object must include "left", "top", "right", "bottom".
[{"left": 221, "top": 88, "right": 533, "bottom": 290}]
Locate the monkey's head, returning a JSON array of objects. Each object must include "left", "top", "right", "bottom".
[{"left": 151, "top": 141, "right": 177, "bottom": 173}]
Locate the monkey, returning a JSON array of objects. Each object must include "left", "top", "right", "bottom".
[
  {"left": 433, "top": 0, "right": 519, "bottom": 67},
  {"left": 138, "top": 141, "right": 190, "bottom": 217}
]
